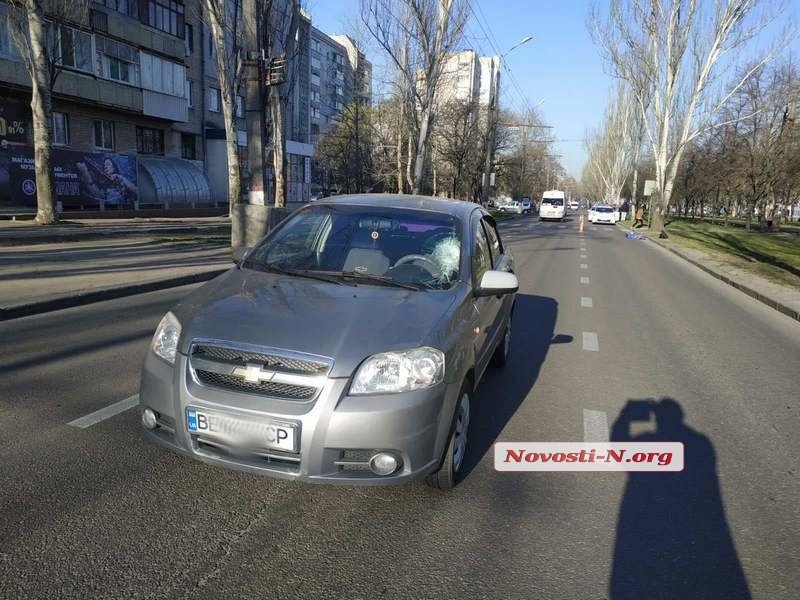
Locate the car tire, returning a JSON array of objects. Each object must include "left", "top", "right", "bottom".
[
  {"left": 490, "top": 318, "right": 512, "bottom": 368},
  {"left": 425, "top": 383, "right": 471, "bottom": 490}
]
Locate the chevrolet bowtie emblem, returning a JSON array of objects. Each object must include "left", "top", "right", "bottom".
[{"left": 233, "top": 363, "right": 277, "bottom": 383}]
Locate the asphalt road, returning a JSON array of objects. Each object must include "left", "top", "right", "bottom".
[{"left": 1, "top": 215, "right": 798, "bottom": 599}]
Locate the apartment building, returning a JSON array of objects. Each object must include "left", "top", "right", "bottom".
[
  {"left": 0, "top": 1, "right": 372, "bottom": 211},
  {"left": 0, "top": 0, "right": 247, "bottom": 212}
]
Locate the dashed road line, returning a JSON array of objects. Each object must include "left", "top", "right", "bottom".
[
  {"left": 68, "top": 395, "right": 140, "bottom": 429},
  {"left": 581, "top": 297, "right": 593, "bottom": 308},
  {"left": 580, "top": 264, "right": 588, "bottom": 269},
  {"left": 582, "top": 331, "right": 599, "bottom": 352},
  {"left": 583, "top": 409, "right": 610, "bottom": 442},
  {"left": 580, "top": 254, "right": 587, "bottom": 259},
  {"left": 580, "top": 276, "right": 590, "bottom": 284}
]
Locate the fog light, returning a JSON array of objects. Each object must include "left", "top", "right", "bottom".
[
  {"left": 369, "top": 452, "right": 400, "bottom": 476},
  {"left": 142, "top": 408, "right": 158, "bottom": 430}
]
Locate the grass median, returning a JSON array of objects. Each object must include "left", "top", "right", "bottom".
[{"left": 660, "top": 219, "right": 800, "bottom": 288}]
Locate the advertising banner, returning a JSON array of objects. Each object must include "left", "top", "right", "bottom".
[{"left": 1, "top": 145, "right": 138, "bottom": 210}]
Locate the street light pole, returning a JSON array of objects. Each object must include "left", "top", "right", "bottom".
[{"left": 480, "top": 36, "right": 534, "bottom": 205}]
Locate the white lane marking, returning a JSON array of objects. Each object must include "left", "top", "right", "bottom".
[
  {"left": 580, "top": 276, "right": 590, "bottom": 284},
  {"left": 581, "top": 296, "right": 593, "bottom": 308},
  {"left": 580, "top": 264, "right": 588, "bottom": 269},
  {"left": 583, "top": 409, "right": 610, "bottom": 442},
  {"left": 582, "top": 331, "right": 599, "bottom": 352},
  {"left": 68, "top": 395, "right": 140, "bottom": 429},
  {"left": 580, "top": 254, "right": 587, "bottom": 259}
]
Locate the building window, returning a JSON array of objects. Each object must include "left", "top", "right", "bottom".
[
  {"left": 184, "top": 23, "right": 194, "bottom": 53},
  {"left": 208, "top": 88, "right": 221, "bottom": 112},
  {"left": 96, "top": 36, "right": 140, "bottom": 85},
  {"left": 181, "top": 133, "right": 196, "bottom": 160},
  {"left": 235, "top": 95, "right": 244, "bottom": 118},
  {"left": 52, "top": 112, "right": 69, "bottom": 145},
  {"left": 140, "top": 52, "right": 186, "bottom": 96},
  {"left": 54, "top": 25, "right": 94, "bottom": 73},
  {"left": 0, "top": 4, "right": 19, "bottom": 60},
  {"left": 145, "top": 0, "right": 185, "bottom": 37},
  {"left": 185, "top": 79, "right": 194, "bottom": 107},
  {"left": 311, "top": 107, "right": 320, "bottom": 119},
  {"left": 136, "top": 126, "right": 164, "bottom": 154},
  {"left": 103, "top": 0, "right": 138, "bottom": 18},
  {"left": 311, "top": 73, "right": 320, "bottom": 86},
  {"left": 93, "top": 120, "right": 115, "bottom": 150}
]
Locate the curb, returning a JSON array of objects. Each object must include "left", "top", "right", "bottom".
[
  {"left": 0, "top": 225, "right": 231, "bottom": 247},
  {"left": 616, "top": 224, "right": 800, "bottom": 323},
  {"left": 0, "top": 268, "right": 230, "bottom": 321}
]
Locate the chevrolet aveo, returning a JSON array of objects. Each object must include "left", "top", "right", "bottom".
[{"left": 139, "top": 195, "right": 518, "bottom": 489}]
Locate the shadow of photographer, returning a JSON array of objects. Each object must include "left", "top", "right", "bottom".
[{"left": 609, "top": 397, "right": 751, "bottom": 600}]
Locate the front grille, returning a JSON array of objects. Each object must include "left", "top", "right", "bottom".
[
  {"left": 192, "top": 344, "right": 329, "bottom": 375},
  {"left": 189, "top": 342, "right": 331, "bottom": 401},
  {"left": 195, "top": 370, "right": 317, "bottom": 400}
]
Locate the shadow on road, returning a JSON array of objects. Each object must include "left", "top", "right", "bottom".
[
  {"left": 461, "top": 293, "right": 571, "bottom": 480},
  {"left": 609, "top": 397, "right": 751, "bottom": 600}
]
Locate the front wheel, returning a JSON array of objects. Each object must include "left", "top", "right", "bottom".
[{"left": 426, "top": 386, "right": 471, "bottom": 490}]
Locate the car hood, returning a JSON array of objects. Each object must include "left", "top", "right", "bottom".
[{"left": 171, "top": 268, "right": 459, "bottom": 378}]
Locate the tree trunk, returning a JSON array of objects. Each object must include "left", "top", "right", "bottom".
[
  {"left": 412, "top": 110, "right": 432, "bottom": 194},
  {"left": 207, "top": 2, "right": 240, "bottom": 213},
  {"left": 270, "top": 87, "right": 286, "bottom": 207},
  {"left": 27, "top": 5, "right": 55, "bottom": 225}
]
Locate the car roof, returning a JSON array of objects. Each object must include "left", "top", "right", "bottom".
[{"left": 313, "top": 193, "right": 483, "bottom": 220}]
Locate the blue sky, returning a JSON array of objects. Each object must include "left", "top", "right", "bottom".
[{"left": 305, "top": 0, "right": 799, "bottom": 180}]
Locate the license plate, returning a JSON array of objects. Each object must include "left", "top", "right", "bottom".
[{"left": 186, "top": 408, "right": 297, "bottom": 452}]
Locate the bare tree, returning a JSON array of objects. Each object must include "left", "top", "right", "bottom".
[
  {"left": 265, "top": 0, "right": 300, "bottom": 207},
  {"left": 584, "top": 82, "right": 640, "bottom": 206},
  {"left": 361, "top": 0, "right": 468, "bottom": 194},
  {"left": 5, "top": 0, "right": 90, "bottom": 224},
  {"left": 203, "top": 0, "right": 245, "bottom": 212},
  {"left": 591, "top": 0, "right": 793, "bottom": 232},
  {"left": 432, "top": 100, "right": 483, "bottom": 198}
]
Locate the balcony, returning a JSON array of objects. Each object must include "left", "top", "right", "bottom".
[{"left": 143, "top": 89, "right": 188, "bottom": 122}]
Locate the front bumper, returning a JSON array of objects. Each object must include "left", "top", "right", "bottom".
[{"left": 139, "top": 351, "right": 460, "bottom": 485}]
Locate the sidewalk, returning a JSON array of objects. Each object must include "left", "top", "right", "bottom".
[
  {"left": 0, "top": 216, "right": 231, "bottom": 246},
  {"left": 0, "top": 237, "right": 231, "bottom": 320},
  {"left": 617, "top": 223, "right": 800, "bottom": 322}
]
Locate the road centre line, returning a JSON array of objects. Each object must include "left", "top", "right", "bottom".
[
  {"left": 581, "top": 297, "right": 593, "bottom": 308},
  {"left": 580, "top": 254, "right": 587, "bottom": 259},
  {"left": 580, "top": 264, "right": 588, "bottom": 269},
  {"left": 582, "top": 332, "right": 599, "bottom": 352},
  {"left": 580, "top": 277, "right": 590, "bottom": 284},
  {"left": 68, "top": 395, "right": 140, "bottom": 429},
  {"left": 583, "top": 409, "right": 610, "bottom": 442}
]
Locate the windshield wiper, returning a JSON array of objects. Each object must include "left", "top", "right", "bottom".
[
  {"left": 329, "top": 271, "right": 422, "bottom": 291},
  {"left": 247, "top": 264, "right": 347, "bottom": 285}
]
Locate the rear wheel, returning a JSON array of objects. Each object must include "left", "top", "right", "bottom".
[{"left": 426, "top": 386, "right": 471, "bottom": 490}]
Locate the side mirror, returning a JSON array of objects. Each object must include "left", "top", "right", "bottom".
[
  {"left": 232, "top": 245, "right": 253, "bottom": 265},
  {"left": 475, "top": 270, "right": 519, "bottom": 297}
]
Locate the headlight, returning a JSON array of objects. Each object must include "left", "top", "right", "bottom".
[
  {"left": 350, "top": 347, "right": 445, "bottom": 395},
  {"left": 151, "top": 311, "right": 181, "bottom": 365}
]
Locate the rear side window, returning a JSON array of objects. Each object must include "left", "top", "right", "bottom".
[
  {"left": 472, "top": 219, "right": 492, "bottom": 285},
  {"left": 481, "top": 218, "right": 502, "bottom": 265}
]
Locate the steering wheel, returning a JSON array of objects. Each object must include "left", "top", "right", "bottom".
[{"left": 393, "top": 254, "right": 443, "bottom": 277}]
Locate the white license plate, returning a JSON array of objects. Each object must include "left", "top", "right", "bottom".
[{"left": 186, "top": 408, "right": 297, "bottom": 452}]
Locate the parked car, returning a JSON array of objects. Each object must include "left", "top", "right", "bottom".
[
  {"left": 502, "top": 200, "right": 524, "bottom": 215},
  {"left": 589, "top": 205, "right": 618, "bottom": 224},
  {"left": 521, "top": 198, "right": 532, "bottom": 214},
  {"left": 139, "top": 195, "right": 518, "bottom": 490}
]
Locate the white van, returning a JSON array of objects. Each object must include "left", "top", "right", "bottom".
[{"left": 540, "top": 190, "right": 567, "bottom": 221}]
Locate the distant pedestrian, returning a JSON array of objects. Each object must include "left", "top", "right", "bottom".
[
  {"left": 619, "top": 201, "right": 629, "bottom": 221},
  {"left": 633, "top": 206, "right": 644, "bottom": 228}
]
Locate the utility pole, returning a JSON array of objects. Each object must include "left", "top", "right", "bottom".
[{"left": 481, "top": 57, "right": 498, "bottom": 205}]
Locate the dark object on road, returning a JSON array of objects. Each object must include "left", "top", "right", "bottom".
[{"left": 610, "top": 398, "right": 751, "bottom": 600}]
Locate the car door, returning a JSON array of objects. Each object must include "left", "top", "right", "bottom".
[
  {"left": 481, "top": 216, "right": 514, "bottom": 349},
  {"left": 470, "top": 213, "right": 497, "bottom": 379}
]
